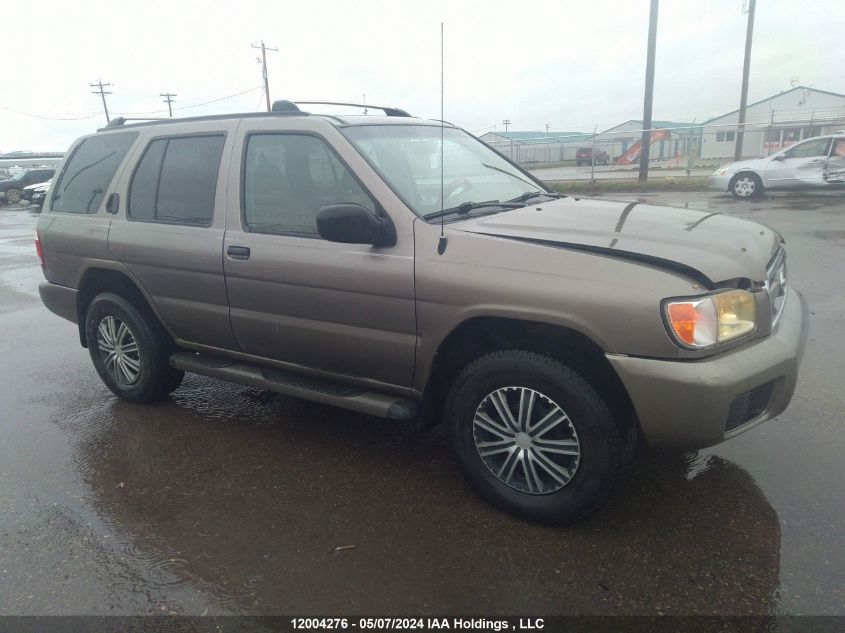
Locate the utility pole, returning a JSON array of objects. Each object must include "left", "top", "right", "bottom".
[
  {"left": 251, "top": 40, "right": 278, "bottom": 112},
  {"left": 90, "top": 80, "right": 112, "bottom": 123},
  {"left": 160, "top": 92, "right": 177, "bottom": 118},
  {"left": 502, "top": 119, "right": 513, "bottom": 161},
  {"left": 638, "top": 0, "right": 659, "bottom": 182},
  {"left": 734, "top": 0, "right": 756, "bottom": 161},
  {"left": 545, "top": 123, "right": 550, "bottom": 133}
]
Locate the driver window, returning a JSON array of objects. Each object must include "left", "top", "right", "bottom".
[
  {"left": 243, "top": 134, "right": 375, "bottom": 238},
  {"left": 784, "top": 138, "right": 831, "bottom": 159},
  {"left": 832, "top": 140, "right": 845, "bottom": 157}
]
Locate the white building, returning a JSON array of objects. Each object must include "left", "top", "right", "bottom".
[{"left": 699, "top": 86, "right": 845, "bottom": 159}]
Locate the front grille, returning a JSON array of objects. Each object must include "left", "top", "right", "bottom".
[
  {"left": 766, "top": 248, "right": 788, "bottom": 326},
  {"left": 726, "top": 381, "right": 774, "bottom": 432}
]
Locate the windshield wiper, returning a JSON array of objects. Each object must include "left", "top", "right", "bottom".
[
  {"left": 507, "top": 190, "right": 562, "bottom": 203},
  {"left": 423, "top": 200, "right": 524, "bottom": 221},
  {"left": 481, "top": 162, "right": 542, "bottom": 189}
]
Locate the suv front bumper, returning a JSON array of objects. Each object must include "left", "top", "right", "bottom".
[{"left": 607, "top": 289, "right": 809, "bottom": 448}]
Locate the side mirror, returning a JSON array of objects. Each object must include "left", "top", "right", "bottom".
[
  {"left": 316, "top": 203, "right": 396, "bottom": 247},
  {"left": 773, "top": 154, "right": 785, "bottom": 161}
]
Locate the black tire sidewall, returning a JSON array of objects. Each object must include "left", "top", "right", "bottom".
[
  {"left": 85, "top": 293, "right": 179, "bottom": 402},
  {"left": 446, "top": 353, "right": 620, "bottom": 524}
]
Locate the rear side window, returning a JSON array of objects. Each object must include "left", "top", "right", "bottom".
[
  {"left": 51, "top": 132, "right": 137, "bottom": 214},
  {"left": 129, "top": 134, "right": 225, "bottom": 226}
]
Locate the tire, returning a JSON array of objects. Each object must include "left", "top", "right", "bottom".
[
  {"left": 445, "top": 350, "right": 624, "bottom": 524},
  {"left": 5, "top": 188, "right": 21, "bottom": 204},
  {"left": 730, "top": 172, "right": 763, "bottom": 199},
  {"left": 85, "top": 292, "right": 184, "bottom": 403}
]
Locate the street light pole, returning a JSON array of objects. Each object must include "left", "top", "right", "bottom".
[{"left": 734, "top": 0, "right": 756, "bottom": 161}]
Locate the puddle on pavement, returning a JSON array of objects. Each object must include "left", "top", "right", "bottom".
[{"left": 45, "top": 374, "right": 783, "bottom": 615}]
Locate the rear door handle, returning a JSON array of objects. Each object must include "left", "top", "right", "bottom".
[
  {"left": 809, "top": 159, "right": 825, "bottom": 164},
  {"left": 227, "top": 245, "right": 251, "bottom": 260}
]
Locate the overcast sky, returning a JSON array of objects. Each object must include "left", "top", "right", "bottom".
[{"left": 2, "top": 0, "right": 844, "bottom": 151}]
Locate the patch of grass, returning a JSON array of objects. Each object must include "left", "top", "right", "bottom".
[
  {"left": 547, "top": 176, "right": 709, "bottom": 194},
  {"left": 525, "top": 159, "right": 578, "bottom": 169}
]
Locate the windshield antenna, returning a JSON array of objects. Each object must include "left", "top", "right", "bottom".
[{"left": 437, "top": 22, "right": 448, "bottom": 256}]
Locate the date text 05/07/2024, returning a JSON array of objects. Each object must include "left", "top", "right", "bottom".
[{"left": 290, "top": 617, "right": 545, "bottom": 631}]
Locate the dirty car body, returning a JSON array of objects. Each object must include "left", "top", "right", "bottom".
[{"left": 36, "top": 103, "right": 808, "bottom": 523}]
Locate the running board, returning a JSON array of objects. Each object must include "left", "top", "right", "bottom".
[{"left": 169, "top": 352, "right": 419, "bottom": 420}]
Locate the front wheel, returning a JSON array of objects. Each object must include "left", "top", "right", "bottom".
[
  {"left": 730, "top": 173, "right": 763, "bottom": 199},
  {"left": 85, "top": 293, "right": 184, "bottom": 403},
  {"left": 5, "top": 188, "right": 21, "bottom": 204},
  {"left": 445, "top": 350, "right": 624, "bottom": 524}
]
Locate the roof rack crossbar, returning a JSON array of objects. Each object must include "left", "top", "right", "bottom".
[{"left": 292, "top": 100, "right": 411, "bottom": 117}]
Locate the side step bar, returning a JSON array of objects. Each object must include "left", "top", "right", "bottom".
[{"left": 170, "top": 352, "right": 420, "bottom": 420}]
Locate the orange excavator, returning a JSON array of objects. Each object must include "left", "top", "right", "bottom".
[{"left": 615, "top": 129, "right": 671, "bottom": 165}]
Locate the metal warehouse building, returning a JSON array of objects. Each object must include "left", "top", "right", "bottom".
[
  {"left": 480, "top": 86, "right": 845, "bottom": 166},
  {"left": 699, "top": 86, "right": 845, "bottom": 159}
]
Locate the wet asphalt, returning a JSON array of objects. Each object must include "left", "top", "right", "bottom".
[{"left": 0, "top": 191, "right": 843, "bottom": 616}]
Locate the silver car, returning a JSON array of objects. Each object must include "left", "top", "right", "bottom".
[{"left": 710, "top": 132, "right": 845, "bottom": 198}]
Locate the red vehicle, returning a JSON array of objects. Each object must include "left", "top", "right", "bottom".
[{"left": 575, "top": 147, "right": 609, "bottom": 166}]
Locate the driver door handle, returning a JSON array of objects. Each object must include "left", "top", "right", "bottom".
[
  {"left": 809, "top": 159, "right": 825, "bottom": 164},
  {"left": 227, "top": 245, "right": 251, "bottom": 260}
]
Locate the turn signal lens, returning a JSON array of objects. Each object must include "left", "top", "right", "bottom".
[
  {"left": 666, "top": 299, "right": 717, "bottom": 347},
  {"left": 665, "top": 290, "right": 756, "bottom": 349}
]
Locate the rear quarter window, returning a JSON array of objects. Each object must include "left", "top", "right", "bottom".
[{"left": 50, "top": 132, "right": 138, "bottom": 214}]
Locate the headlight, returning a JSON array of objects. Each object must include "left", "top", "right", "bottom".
[
  {"left": 713, "top": 166, "right": 731, "bottom": 176},
  {"left": 664, "top": 290, "right": 756, "bottom": 349}
]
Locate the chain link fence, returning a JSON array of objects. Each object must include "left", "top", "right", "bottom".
[{"left": 479, "top": 105, "right": 845, "bottom": 180}]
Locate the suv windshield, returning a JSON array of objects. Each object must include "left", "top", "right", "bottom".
[{"left": 342, "top": 125, "right": 546, "bottom": 219}]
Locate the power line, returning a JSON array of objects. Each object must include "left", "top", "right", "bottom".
[
  {"left": 90, "top": 80, "right": 113, "bottom": 123},
  {"left": 174, "top": 86, "right": 262, "bottom": 111},
  {"left": 0, "top": 106, "right": 100, "bottom": 121},
  {"left": 2, "top": 86, "right": 264, "bottom": 122},
  {"left": 160, "top": 92, "right": 177, "bottom": 118},
  {"left": 251, "top": 40, "right": 278, "bottom": 112}
]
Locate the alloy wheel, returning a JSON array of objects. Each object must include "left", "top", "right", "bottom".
[
  {"left": 96, "top": 315, "right": 141, "bottom": 385},
  {"left": 733, "top": 176, "right": 756, "bottom": 197},
  {"left": 472, "top": 387, "right": 580, "bottom": 494}
]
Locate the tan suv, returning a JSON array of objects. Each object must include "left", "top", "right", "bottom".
[{"left": 37, "top": 100, "right": 808, "bottom": 524}]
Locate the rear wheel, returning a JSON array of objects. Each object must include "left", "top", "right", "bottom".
[
  {"left": 5, "top": 188, "right": 21, "bottom": 204},
  {"left": 730, "top": 172, "right": 763, "bottom": 199},
  {"left": 445, "top": 350, "right": 624, "bottom": 524},
  {"left": 85, "top": 293, "right": 183, "bottom": 403}
]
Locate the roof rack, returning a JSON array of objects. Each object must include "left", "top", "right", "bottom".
[
  {"left": 99, "top": 99, "right": 411, "bottom": 131},
  {"left": 284, "top": 100, "right": 412, "bottom": 117}
]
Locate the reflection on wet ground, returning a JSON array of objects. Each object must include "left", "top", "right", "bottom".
[
  {"left": 1, "top": 195, "right": 844, "bottom": 615},
  {"left": 70, "top": 378, "right": 784, "bottom": 614}
]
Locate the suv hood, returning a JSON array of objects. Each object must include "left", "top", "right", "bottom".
[{"left": 454, "top": 197, "right": 780, "bottom": 286}]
